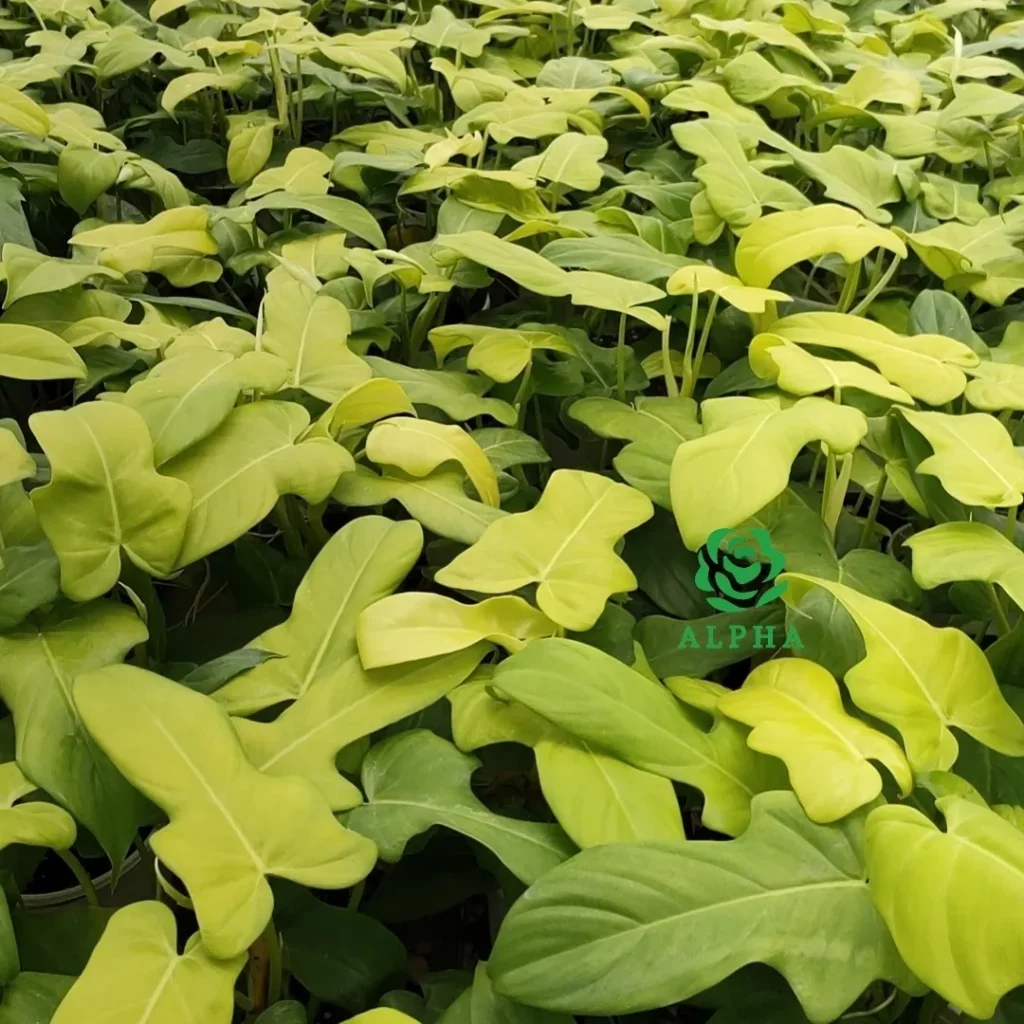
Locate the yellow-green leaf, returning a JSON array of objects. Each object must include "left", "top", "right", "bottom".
[
  {"left": 261, "top": 269, "right": 370, "bottom": 402},
  {"left": 358, "top": 593, "right": 556, "bottom": 668},
  {"left": 0, "top": 427, "right": 34, "bottom": 487},
  {"left": 163, "top": 401, "right": 350, "bottom": 568},
  {"left": 782, "top": 573, "right": 1024, "bottom": 770},
  {"left": 347, "top": 728, "right": 573, "bottom": 883},
  {"left": 2, "top": 244, "right": 123, "bottom": 308},
  {"left": 365, "top": 417, "right": 499, "bottom": 507},
  {"left": 227, "top": 123, "right": 275, "bottom": 185},
  {"left": 565, "top": 270, "right": 667, "bottom": 330},
  {"left": 734, "top": 204, "right": 906, "bottom": 288},
  {"left": 0, "top": 83, "right": 48, "bottom": 137},
  {"left": 666, "top": 263, "right": 789, "bottom": 313},
  {"left": 513, "top": 132, "right": 608, "bottom": 192},
  {"left": 233, "top": 646, "right": 487, "bottom": 809},
  {"left": 71, "top": 207, "right": 220, "bottom": 284},
  {"left": 671, "top": 119, "right": 809, "bottom": 229},
  {"left": 719, "top": 660, "right": 912, "bottom": 823},
  {"left": 161, "top": 70, "right": 252, "bottom": 116},
  {"left": 246, "top": 147, "right": 333, "bottom": 200},
  {"left": 428, "top": 323, "right": 575, "bottom": 382},
  {"left": 0, "top": 602, "right": 148, "bottom": 870},
  {"left": 215, "top": 516, "right": 423, "bottom": 714},
  {"left": 766, "top": 312, "right": 980, "bottom": 406},
  {"left": 433, "top": 230, "right": 571, "bottom": 297},
  {"left": 493, "top": 638, "right": 780, "bottom": 836},
  {"left": 964, "top": 359, "right": 1024, "bottom": 412},
  {"left": 670, "top": 396, "right": 867, "bottom": 550},
  {"left": 334, "top": 466, "right": 507, "bottom": 546},
  {"left": 0, "top": 760, "right": 76, "bottom": 852},
  {"left": 900, "top": 408, "right": 1024, "bottom": 508},
  {"left": 907, "top": 520, "right": 1024, "bottom": 612},
  {"left": 435, "top": 469, "right": 653, "bottom": 631},
  {"left": 50, "top": 901, "right": 245, "bottom": 1024},
  {"left": 120, "top": 349, "right": 288, "bottom": 465},
  {"left": 867, "top": 797, "right": 1024, "bottom": 1019},
  {"left": 75, "top": 665, "right": 377, "bottom": 959},
  {"left": 30, "top": 402, "right": 191, "bottom": 601},
  {"left": 450, "top": 677, "right": 685, "bottom": 847},
  {"left": 750, "top": 335, "right": 913, "bottom": 404},
  {"left": 309, "top": 379, "right": 414, "bottom": 440}
]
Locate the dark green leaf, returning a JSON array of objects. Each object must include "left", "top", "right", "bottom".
[{"left": 273, "top": 880, "right": 406, "bottom": 1011}]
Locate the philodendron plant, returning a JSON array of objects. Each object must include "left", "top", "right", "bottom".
[{"left": 0, "top": 0, "right": 1023, "bottom": 1021}]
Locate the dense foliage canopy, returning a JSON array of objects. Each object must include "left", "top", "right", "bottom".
[{"left": 0, "top": 0, "right": 1022, "bottom": 1021}]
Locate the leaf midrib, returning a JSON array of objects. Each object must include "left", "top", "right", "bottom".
[
  {"left": 296, "top": 527, "right": 394, "bottom": 696},
  {"left": 368, "top": 797, "right": 567, "bottom": 854},
  {"left": 80, "top": 415, "right": 121, "bottom": 544},
  {"left": 147, "top": 710, "right": 267, "bottom": 874},
  {"left": 505, "top": 877, "right": 865, "bottom": 968},
  {"left": 150, "top": 358, "right": 233, "bottom": 456},
  {"left": 926, "top": 414, "right": 1018, "bottom": 496},
  {"left": 191, "top": 441, "right": 294, "bottom": 508}
]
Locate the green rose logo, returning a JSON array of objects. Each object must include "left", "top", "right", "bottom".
[{"left": 694, "top": 528, "right": 787, "bottom": 613}]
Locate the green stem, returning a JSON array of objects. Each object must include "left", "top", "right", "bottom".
[
  {"left": 863, "top": 252, "right": 885, "bottom": 296},
  {"left": 294, "top": 54, "right": 303, "bottom": 141},
  {"left": 615, "top": 311, "right": 628, "bottom": 403},
  {"left": 133, "top": 639, "right": 149, "bottom": 669},
  {"left": 347, "top": 880, "right": 365, "bottom": 911},
  {"left": 264, "top": 920, "right": 283, "bottom": 1006},
  {"left": 408, "top": 295, "right": 444, "bottom": 361},
  {"left": 400, "top": 285, "right": 410, "bottom": 351},
  {"left": 987, "top": 582, "right": 1011, "bottom": 636},
  {"left": 836, "top": 259, "right": 862, "bottom": 313},
  {"left": 823, "top": 452, "right": 853, "bottom": 539},
  {"left": 155, "top": 859, "right": 194, "bottom": 908},
  {"left": 513, "top": 361, "right": 533, "bottom": 427},
  {"left": 680, "top": 291, "right": 699, "bottom": 398},
  {"left": 274, "top": 498, "right": 305, "bottom": 560},
  {"left": 660, "top": 314, "right": 678, "bottom": 397},
  {"left": 842, "top": 990, "right": 897, "bottom": 1020},
  {"left": 821, "top": 448, "right": 836, "bottom": 522},
  {"left": 307, "top": 500, "right": 331, "bottom": 548},
  {"left": 859, "top": 467, "right": 887, "bottom": 547},
  {"left": 267, "top": 36, "right": 291, "bottom": 136},
  {"left": 407, "top": 269, "right": 453, "bottom": 361},
  {"left": 849, "top": 255, "right": 902, "bottom": 317},
  {"left": 58, "top": 849, "right": 99, "bottom": 907},
  {"left": 808, "top": 447, "right": 822, "bottom": 489},
  {"left": 690, "top": 293, "right": 719, "bottom": 393},
  {"left": 1005, "top": 503, "right": 1019, "bottom": 540}
]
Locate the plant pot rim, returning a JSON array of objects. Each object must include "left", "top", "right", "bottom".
[{"left": 21, "top": 850, "right": 142, "bottom": 910}]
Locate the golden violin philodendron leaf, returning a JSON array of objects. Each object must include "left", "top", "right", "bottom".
[{"left": 75, "top": 665, "right": 378, "bottom": 959}]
